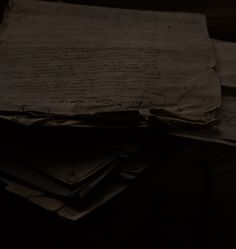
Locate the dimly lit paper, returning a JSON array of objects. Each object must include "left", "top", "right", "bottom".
[
  {"left": 0, "top": 0, "right": 221, "bottom": 126},
  {"left": 0, "top": 177, "right": 127, "bottom": 220},
  {"left": 0, "top": 161, "right": 76, "bottom": 197},
  {"left": 0, "top": 153, "right": 123, "bottom": 199},
  {"left": 0, "top": 141, "right": 150, "bottom": 215},
  {"left": 169, "top": 94, "right": 236, "bottom": 146},
  {"left": 214, "top": 39, "right": 236, "bottom": 88},
  {"left": 27, "top": 152, "right": 117, "bottom": 186},
  {"left": 168, "top": 40, "right": 236, "bottom": 145}
]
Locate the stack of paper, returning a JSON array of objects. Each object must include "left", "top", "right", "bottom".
[
  {"left": 0, "top": 0, "right": 226, "bottom": 220},
  {"left": 0, "top": 138, "right": 153, "bottom": 220}
]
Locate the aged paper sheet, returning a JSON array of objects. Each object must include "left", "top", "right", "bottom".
[{"left": 0, "top": 0, "right": 221, "bottom": 126}]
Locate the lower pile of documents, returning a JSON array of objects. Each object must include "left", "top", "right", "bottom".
[{"left": 0, "top": 137, "right": 153, "bottom": 220}]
